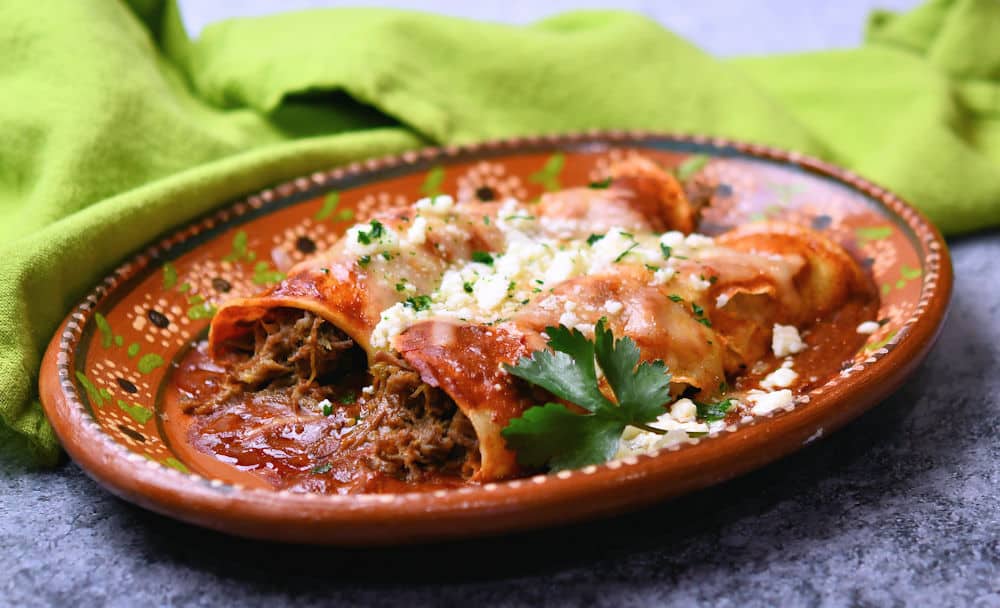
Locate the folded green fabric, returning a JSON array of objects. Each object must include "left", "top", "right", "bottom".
[{"left": 2, "top": 0, "right": 997, "bottom": 465}]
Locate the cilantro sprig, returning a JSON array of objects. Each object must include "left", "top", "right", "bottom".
[{"left": 501, "top": 320, "right": 674, "bottom": 471}]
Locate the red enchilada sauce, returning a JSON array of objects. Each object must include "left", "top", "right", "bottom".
[
  {"left": 165, "top": 342, "right": 472, "bottom": 494},
  {"left": 163, "top": 296, "right": 877, "bottom": 495}
]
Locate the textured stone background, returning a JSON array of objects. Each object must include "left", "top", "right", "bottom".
[{"left": 7, "top": 2, "right": 1000, "bottom": 606}]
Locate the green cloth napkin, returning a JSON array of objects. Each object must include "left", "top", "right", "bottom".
[{"left": 2, "top": 0, "right": 997, "bottom": 466}]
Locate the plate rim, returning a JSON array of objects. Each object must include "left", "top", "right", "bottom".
[{"left": 38, "top": 130, "right": 953, "bottom": 545}]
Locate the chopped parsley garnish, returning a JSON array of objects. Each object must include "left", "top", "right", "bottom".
[
  {"left": 380, "top": 252, "right": 393, "bottom": 261},
  {"left": 645, "top": 264, "right": 660, "bottom": 271},
  {"left": 586, "top": 233, "right": 605, "bottom": 246},
  {"left": 614, "top": 242, "right": 639, "bottom": 263},
  {"left": 463, "top": 281, "right": 475, "bottom": 293},
  {"left": 322, "top": 402, "right": 333, "bottom": 416},
  {"left": 507, "top": 280, "right": 517, "bottom": 293},
  {"left": 356, "top": 220, "right": 385, "bottom": 245},
  {"left": 504, "top": 214, "right": 536, "bottom": 221},
  {"left": 691, "top": 302, "right": 712, "bottom": 327},
  {"left": 320, "top": 267, "right": 330, "bottom": 274},
  {"left": 357, "top": 255, "right": 371, "bottom": 267},
  {"left": 483, "top": 216, "right": 491, "bottom": 225},
  {"left": 338, "top": 391, "right": 356, "bottom": 404},
  {"left": 709, "top": 275, "right": 718, "bottom": 284},
  {"left": 501, "top": 319, "right": 673, "bottom": 470},
  {"left": 668, "top": 294, "right": 684, "bottom": 303},
  {"left": 471, "top": 251, "right": 494, "bottom": 265},
  {"left": 404, "top": 295, "right": 432, "bottom": 311},
  {"left": 588, "top": 177, "right": 612, "bottom": 189},
  {"left": 660, "top": 244, "right": 672, "bottom": 259},
  {"left": 695, "top": 398, "right": 733, "bottom": 422},
  {"left": 395, "top": 281, "right": 408, "bottom": 292}
]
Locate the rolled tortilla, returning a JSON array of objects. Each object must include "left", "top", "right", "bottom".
[
  {"left": 390, "top": 222, "right": 875, "bottom": 480},
  {"left": 208, "top": 158, "right": 696, "bottom": 361}
]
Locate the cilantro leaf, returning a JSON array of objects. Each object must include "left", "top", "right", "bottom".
[
  {"left": 593, "top": 321, "right": 673, "bottom": 423},
  {"left": 501, "top": 403, "right": 624, "bottom": 470},
  {"left": 501, "top": 320, "right": 674, "bottom": 470},
  {"left": 504, "top": 325, "right": 607, "bottom": 413}
]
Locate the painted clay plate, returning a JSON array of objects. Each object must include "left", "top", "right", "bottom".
[{"left": 39, "top": 132, "right": 951, "bottom": 545}]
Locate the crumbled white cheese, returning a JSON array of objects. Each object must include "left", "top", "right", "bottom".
[
  {"left": 558, "top": 310, "right": 580, "bottom": 327},
  {"left": 370, "top": 301, "right": 429, "bottom": 348},
  {"left": 544, "top": 250, "right": 579, "bottom": 286},
  {"left": 772, "top": 324, "right": 806, "bottom": 356},
  {"left": 760, "top": 361, "right": 798, "bottom": 389},
  {"left": 414, "top": 194, "right": 454, "bottom": 215},
  {"left": 342, "top": 222, "right": 400, "bottom": 257},
  {"left": 715, "top": 293, "right": 731, "bottom": 308},
  {"left": 474, "top": 274, "right": 510, "bottom": 311},
  {"left": 616, "top": 408, "right": 709, "bottom": 457},
  {"left": 688, "top": 274, "right": 712, "bottom": 291},
  {"left": 856, "top": 320, "right": 880, "bottom": 334},
  {"left": 659, "top": 231, "right": 685, "bottom": 248},
  {"left": 406, "top": 215, "right": 428, "bottom": 245},
  {"left": 650, "top": 266, "right": 677, "bottom": 286},
  {"left": 604, "top": 300, "right": 624, "bottom": 314},
  {"left": 588, "top": 228, "right": 638, "bottom": 272},
  {"left": 670, "top": 398, "right": 697, "bottom": 422},
  {"left": 746, "top": 389, "right": 794, "bottom": 415},
  {"left": 316, "top": 399, "right": 331, "bottom": 411}
]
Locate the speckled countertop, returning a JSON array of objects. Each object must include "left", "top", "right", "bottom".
[{"left": 5, "top": 2, "right": 999, "bottom": 607}]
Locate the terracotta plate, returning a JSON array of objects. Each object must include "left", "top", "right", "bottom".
[{"left": 39, "top": 132, "right": 952, "bottom": 545}]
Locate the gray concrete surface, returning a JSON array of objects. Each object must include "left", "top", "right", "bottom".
[{"left": 9, "top": 2, "right": 999, "bottom": 607}]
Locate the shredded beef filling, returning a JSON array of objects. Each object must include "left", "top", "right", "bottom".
[
  {"left": 188, "top": 309, "right": 362, "bottom": 414},
  {"left": 193, "top": 309, "right": 479, "bottom": 481},
  {"left": 345, "top": 355, "right": 480, "bottom": 481}
]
